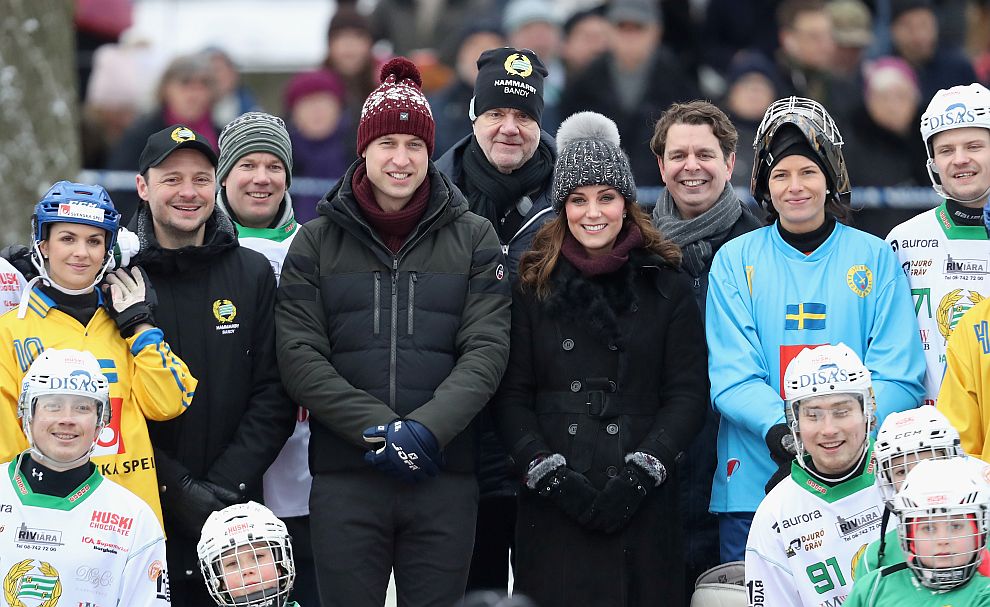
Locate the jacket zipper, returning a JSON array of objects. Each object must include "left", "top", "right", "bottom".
[
  {"left": 373, "top": 271, "right": 381, "bottom": 335},
  {"left": 407, "top": 272, "right": 417, "bottom": 335},
  {"left": 389, "top": 257, "right": 399, "bottom": 408}
]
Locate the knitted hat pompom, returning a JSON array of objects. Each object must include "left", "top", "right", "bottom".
[
  {"left": 379, "top": 57, "right": 423, "bottom": 88},
  {"left": 552, "top": 111, "right": 636, "bottom": 211},
  {"left": 556, "top": 111, "right": 622, "bottom": 151}
]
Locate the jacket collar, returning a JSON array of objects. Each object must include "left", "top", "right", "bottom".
[{"left": 130, "top": 202, "right": 239, "bottom": 271}]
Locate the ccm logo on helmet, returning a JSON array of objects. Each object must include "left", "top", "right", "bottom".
[
  {"left": 48, "top": 370, "right": 100, "bottom": 393},
  {"left": 927, "top": 103, "right": 977, "bottom": 130}
]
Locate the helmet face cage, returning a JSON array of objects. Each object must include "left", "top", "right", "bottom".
[
  {"left": 751, "top": 97, "right": 850, "bottom": 208},
  {"left": 30, "top": 181, "right": 121, "bottom": 295},
  {"left": 17, "top": 349, "right": 111, "bottom": 464},
  {"left": 894, "top": 459, "right": 990, "bottom": 591},
  {"left": 874, "top": 408, "right": 964, "bottom": 503},
  {"left": 919, "top": 84, "right": 990, "bottom": 198},
  {"left": 198, "top": 502, "right": 296, "bottom": 607},
  {"left": 782, "top": 344, "right": 875, "bottom": 473}
]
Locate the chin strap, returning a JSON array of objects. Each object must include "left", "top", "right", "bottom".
[{"left": 802, "top": 438, "right": 869, "bottom": 485}]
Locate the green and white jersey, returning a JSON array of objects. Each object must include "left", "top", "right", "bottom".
[
  {"left": 0, "top": 458, "right": 169, "bottom": 606},
  {"left": 853, "top": 528, "right": 903, "bottom": 581},
  {"left": 746, "top": 443, "right": 883, "bottom": 607},
  {"left": 846, "top": 563, "right": 990, "bottom": 607},
  {"left": 886, "top": 203, "right": 990, "bottom": 406}
]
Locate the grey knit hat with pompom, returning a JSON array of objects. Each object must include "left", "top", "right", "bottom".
[{"left": 552, "top": 111, "right": 637, "bottom": 212}]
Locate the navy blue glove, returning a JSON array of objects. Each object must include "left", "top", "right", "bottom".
[{"left": 363, "top": 419, "right": 440, "bottom": 482}]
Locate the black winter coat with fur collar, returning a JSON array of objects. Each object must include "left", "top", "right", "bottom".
[{"left": 493, "top": 249, "right": 708, "bottom": 606}]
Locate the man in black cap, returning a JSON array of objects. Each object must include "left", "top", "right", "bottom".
[
  {"left": 435, "top": 46, "right": 557, "bottom": 593},
  {"left": 132, "top": 124, "right": 295, "bottom": 606}
]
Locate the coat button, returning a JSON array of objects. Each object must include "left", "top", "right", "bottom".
[
  {"left": 608, "top": 343, "right": 618, "bottom": 351},
  {"left": 568, "top": 423, "right": 577, "bottom": 435},
  {"left": 631, "top": 303, "right": 639, "bottom": 312},
  {"left": 608, "top": 380, "right": 617, "bottom": 392},
  {"left": 606, "top": 423, "right": 619, "bottom": 435},
  {"left": 606, "top": 466, "right": 619, "bottom": 478},
  {"left": 562, "top": 338, "right": 574, "bottom": 351},
  {"left": 570, "top": 380, "right": 582, "bottom": 392}
]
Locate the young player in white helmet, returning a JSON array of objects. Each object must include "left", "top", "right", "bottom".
[
  {"left": 844, "top": 458, "right": 990, "bottom": 605},
  {"left": 198, "top": 501, "right": 298, "bottom": 607},
  {"left": 885, "top": 83, "right": 990, "bottom": 409},
  {"left": 745, "top": 343, "right": 885, "bottom": 607},
  {"left": 853, "top": 406, "right": 966, "bottom": 577},
  {"left": 0, "top": 348, "right": 170, "bottom": 606}
]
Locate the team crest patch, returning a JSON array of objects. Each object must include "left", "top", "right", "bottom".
[
  {"left": 212, "top": 299, "right": 237, "bottom": 323},
  {"left": 170, "top": 127, "right": 196, "bottom": 142},
  {"left": 846, "top": 265, "right": 873, "bottom": 298},
  {"left": 503, "top": 53, "right": 533, "bottom": 78},
  {"left": 4, "top": 559, "right": 62, "bottom": 606},
  {"left": 937, "top": 289, "right": 985, "bottom": 339}
]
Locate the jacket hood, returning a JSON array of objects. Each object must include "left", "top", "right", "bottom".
[{"left": 129, "top": 201, "right": 239, "bottom": 272}]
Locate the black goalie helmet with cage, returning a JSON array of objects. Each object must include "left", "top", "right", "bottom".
[
  {"left": 874, "top": 406, "right": 964, "bottom": 504},
  {"left": 893, "top": 457, "right": 990, "bottom": 591},
  {"left": 751, "top": 96, "right": 851, "bottom": 208},
  {"left": 197, "top": 501, "right": 295, "bottom": 607}
]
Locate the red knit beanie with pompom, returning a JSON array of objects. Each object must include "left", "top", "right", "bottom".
[{"left": 356, "top": 57, "right": 435, "bottom": 156}]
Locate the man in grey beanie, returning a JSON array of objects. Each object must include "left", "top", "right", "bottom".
[{"left": 214, "top": 111, "right": 318, "bottom": 606}]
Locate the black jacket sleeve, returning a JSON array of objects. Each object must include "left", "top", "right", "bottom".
[{"left": 207, "top": 262, "right": 295, "bottom": 493}]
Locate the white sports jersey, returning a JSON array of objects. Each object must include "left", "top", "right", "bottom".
[
  {"left": 0, "top": 259, "right": 26, "bottom": 315},
  {"left": 746, "top": 444, "right": 883, "bottom": 607},
  {"left": 236, "top": 217, "right": 312, "bottom": 518},
  {"left": 0, "top": 457, "right": 169, "bottom": 606},
  {"left": 886, "top": 204, "right": 990, "bottom": 405}
]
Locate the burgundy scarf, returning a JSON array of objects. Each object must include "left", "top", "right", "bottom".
[
  {"left": 560, "top": 223, "right": 644, "bottom": 277},
  {"left": 351, "top": 162, "right": 430, "bottom": 253}
]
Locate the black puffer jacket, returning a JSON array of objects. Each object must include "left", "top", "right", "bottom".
[{"left": 276, "top": 160, "right": 511, "bottom": 474}]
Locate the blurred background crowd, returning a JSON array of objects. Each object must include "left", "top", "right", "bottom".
[{"left": 73, "top": 0, "right": 990, "bottom": 232}]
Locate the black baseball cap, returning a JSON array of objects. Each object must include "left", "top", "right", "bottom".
[{"left": 138, "top": 125, "right": 218, "bottom": 174}]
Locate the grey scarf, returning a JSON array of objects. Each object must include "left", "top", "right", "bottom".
[{"left": 652, "top": 184, "right": 742, "bottom": 277}]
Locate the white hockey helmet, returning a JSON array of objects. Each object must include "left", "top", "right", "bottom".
[
  {"left": 894, "top": 457, "right": 990, "bottom": 590},
  {"left": 783, "top": 343, "right": 875, "bottom": 476},
  {"left": 919, "top": 83, "right": 990, "bottom": 200},
  {"left": 198, "top": 501, "right": 295, "bottom": 607},
  {"left": 17, "top": 348, "right": 111, "bottom": 469},
  {"left": 689, "top": 562, "right": 747, "bottom": 607},
  {"left": 874, "top": 406, "right": 964, "bottom": 503}
]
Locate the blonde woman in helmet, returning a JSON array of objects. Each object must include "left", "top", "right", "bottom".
[
  {"left": 0, "top": 348, "right": 169, "bottom": 606},
  {"left": 745, "top": 343, "right": 885, "bottom": 607},
  {"left": 706, "top": 97, "right": 926, "bottom": 561},
  {"left": 198, "top": 501, "right": 298, "bottom": 607},
  {"left": 845, "top": 458, "right": 990, "bottom": 605}
]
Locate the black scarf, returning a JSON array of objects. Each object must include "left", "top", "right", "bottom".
[{"left": 460, "top": 136, "right": 555, "bottom": 229}]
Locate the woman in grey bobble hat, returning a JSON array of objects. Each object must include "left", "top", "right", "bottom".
[{"left": 492, "top": 111, "right": 708, "bottom": 606}]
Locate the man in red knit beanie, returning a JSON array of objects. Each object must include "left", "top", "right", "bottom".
[{"left": 275, "top": 57, "right": 511, "bottom": 607}]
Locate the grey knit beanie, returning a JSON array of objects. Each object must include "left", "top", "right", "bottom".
[
  {"left": 217, "top": 112, "right": 294, "bottom": 186},
  {"left": 552, "top": 112, "right": 636, "bottom": 212}
]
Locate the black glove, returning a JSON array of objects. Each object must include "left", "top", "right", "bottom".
[
  {"left": 169, "top": 475, "right": 242, "bottom": 536},
  {"left": 765, "top": 423, "right": 795, "bottom": 463},
  {"left": 587, "top": 464, "right": 652, "bottom": 534},
  {"left": 363, "top": 419, "right": 441, "bottom": 483},
  {"left": 103, "top": 266, "right": 157, "bottom": 338},
  {"left": 765, "top": 423, "right": 795, "bottom": 494},
  {"left": 536, "top": 465, "right": 600, "bottom": 526},
  {"left": 1, "top": 244, "right": 37, "bottom": 280}
]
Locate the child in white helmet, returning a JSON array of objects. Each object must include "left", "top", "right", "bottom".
[
  {"left": 198, "top": 501, "right": 298, "bottom": 607},
  {"left": 853, "top": 406, "right": 967, "bottom": 577},
  {"left": 745, "top": 343, "right": 884, "bottom": 607},
  {"left": 845, "top": 458, "right": 990, "bottom": 605},
  {"left": 0, "top": 348, "right": 169, "bottom": 606}
]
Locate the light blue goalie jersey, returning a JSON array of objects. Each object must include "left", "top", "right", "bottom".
[{"left": 706, "top": 222, "right": 925, "bottom": 514}]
